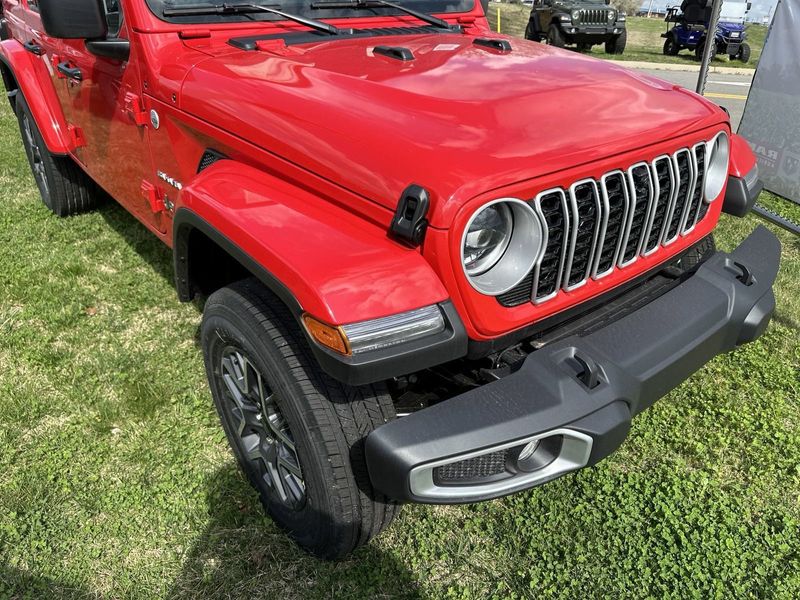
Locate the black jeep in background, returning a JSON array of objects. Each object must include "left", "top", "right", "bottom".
[{"left": 525, "top": 0, "right": 627, "bottom": 54}]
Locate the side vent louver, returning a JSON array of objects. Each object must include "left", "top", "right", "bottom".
[{"left": 197, "top": 149, "right": 227, "bottom": 173}]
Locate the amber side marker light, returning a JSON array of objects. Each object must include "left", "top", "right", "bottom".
[{"left": 302, "top": 314, "right": 352, "bottom": 356}]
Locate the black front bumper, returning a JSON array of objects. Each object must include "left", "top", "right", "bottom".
[{"left": 366, "top": 227, "right": 781, "bottom": 504}]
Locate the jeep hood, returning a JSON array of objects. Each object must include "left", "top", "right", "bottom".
[{"left": 180, "top": 32, "right": 723, "bottom": 227}]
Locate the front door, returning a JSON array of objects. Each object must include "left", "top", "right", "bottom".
[{"left": 29, "top": 1, "right": 166, "bottom": 234}]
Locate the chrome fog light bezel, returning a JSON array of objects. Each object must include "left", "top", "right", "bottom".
[{"left": 408, "top": 429, "right": 594, "bottom": 502}]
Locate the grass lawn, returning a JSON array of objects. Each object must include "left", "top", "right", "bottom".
[
  {"left": 1, "top": 97, "right": 799, "bottom": 597},
  {"left": 486, "top": 5, "right": 766, "bottom": 68}
]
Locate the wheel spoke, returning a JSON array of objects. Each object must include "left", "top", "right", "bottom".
[
  {"left": 266, "top": 460, "right": 289, "bottom": 503},
  {"left": 217, "top": 346, "right": 306, "bottom": 511},
  {"left": 278, "top": 451, "right": 303, "bottom": 479},
  {"left": 263, "top": 401, "right": 296, "bottom": 452}
]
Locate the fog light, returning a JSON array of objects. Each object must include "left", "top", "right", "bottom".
[
  {"left": 517, "top": 440, "right": 540, "bottom": 462},
  {"left": 513, "top": 435, "right": 563, "bottom": 473}
]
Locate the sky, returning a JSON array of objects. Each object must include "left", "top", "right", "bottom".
[{"left": 639, "top": 0, "right": 779, "bottom": 22}]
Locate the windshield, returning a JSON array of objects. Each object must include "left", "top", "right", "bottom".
[
  {"left": 720, "top": 0, "right": 748, "bottom": 23},
  {"left": 148, "top": 0, "right": 475, "bottom": 24}
]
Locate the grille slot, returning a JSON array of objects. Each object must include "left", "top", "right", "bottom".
[
  {"left": 619, "top": 164, "right": 654, "bottom": 266},
  {"left": 593, "top": 171, "right": 628, "bottom": 278},
  {"left": 686, "top": 143, "right": 708, "bottom": 230},
  {"left": 665, "top": 149, "right": 695, "bottom": 244},
  {"left": 500, "top": 141, "right": 717, "bottom": 309},
  {"left": 643, "top": 156, "right": 675, "bottom": 255},
  {"left": 681, "top": 144, "right": 705, "bottom": 233},
  {"left": 531, "top": 190, "right": 569, "bottom": 303},
  {"left": 563, "top": 181, "right": 601, "bottom": 290},
  {"left": 497, "top": 270, "right": 534, "bottom": 307}
]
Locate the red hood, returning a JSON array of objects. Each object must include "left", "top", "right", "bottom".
[{"left": 180, "top": 32, "right": 725, "bottom": 227}]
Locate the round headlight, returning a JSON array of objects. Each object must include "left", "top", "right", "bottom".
[
  {"left": 461, "top": 199, "right": 544, "bottom": 296},
  {"left": 608, "top": 10, "right": 616, "bottom": 22},
  {"left": 704, "top": 131, "right": 730, "bottom": 202},
  {"left": 463, "top": 202, "right": 513, "bottom": 276},
  {"left": 571, "top": 9, "right": 580, "bottom": 20}
]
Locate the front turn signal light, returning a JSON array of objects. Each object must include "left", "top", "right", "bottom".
[{"left": 302, "top": 315, "right": 351, "bottom": 356}]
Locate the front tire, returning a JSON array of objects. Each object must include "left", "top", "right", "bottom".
[
  {"left": 605, "top": 30, "right": 626, "bottom": 54},
  {"left": 695, "top": 38, "right": 716, "bottom": 61},
  {"left": 202, "top": 279, "right": 398, "bottom": 559},
  {"left": 15, "top": 94, "right": 99, "bottom": 217},
  {"left": 663, "top": 35, "right": 679, "bottom": 56},
  {"left": 525, "top": 21, "right": 540, "bottom": 42},
  {"left": 736, "top": 42, "right": 751, "bottom": 63},
  {"left": 547, "top": 24, "right": 565, "bottom": 48}
]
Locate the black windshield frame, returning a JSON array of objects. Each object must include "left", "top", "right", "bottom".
[{"left": 147, "top": 0, "right": 475, "bottom": 24}]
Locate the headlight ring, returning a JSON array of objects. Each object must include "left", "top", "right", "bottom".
[
  {"left": 461, "top": 199, "right": 545, "bottom": 296},
  {"left": 704, "top": 131, "right": 730, "bottom": 203}
]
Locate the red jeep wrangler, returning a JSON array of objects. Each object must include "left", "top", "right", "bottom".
[{"left": 0, "top": 0, "right": 778, "bottom": 559}]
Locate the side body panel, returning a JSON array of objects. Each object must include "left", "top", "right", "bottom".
[{"left": 0, "top": 37, "right": 72, "bottom": 153}]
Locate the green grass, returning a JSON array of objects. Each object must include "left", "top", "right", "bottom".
[
  {"left": 486, "top": 5, "right": 766, "bottom": 68},
  {"left": 1, "top": 99, "right": 799, "bottom": 598}
]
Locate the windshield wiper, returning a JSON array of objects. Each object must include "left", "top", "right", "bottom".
[
  {"left": 310, "top": 0, "right": 459, "bottom": 31},
  {"left": 163, "top": 2, "right": 342, "bottom": 35}
]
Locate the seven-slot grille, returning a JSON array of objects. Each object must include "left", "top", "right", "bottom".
[
  {"left": 577, "top": 8, "right": 611, "bottom": 24},
  {"left": 498, "top": 143, "right": 711, "bottom": 308}
]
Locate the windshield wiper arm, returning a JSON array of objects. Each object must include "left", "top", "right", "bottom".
[
  {"left": 310, "top": 0, "right": 458, "bottom": 31},
  {"left": 163, "top": 2, "right": 342, "bottom": 35}
]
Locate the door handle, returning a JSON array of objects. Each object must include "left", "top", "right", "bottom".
[
  {"left": 23, "top": 40, "right": 44, "bottom": 56},
  {"left": 57, "top": 62, "right": 82, "bottom": 82}
]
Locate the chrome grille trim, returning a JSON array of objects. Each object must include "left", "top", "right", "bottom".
[
  {"left": 592, "top": 170, "right": 629, "bottom": 280},
  {"left": 618, "top": 162, "right": 654, "bottom": 268},
  {"left": 562, "top": 179, "right": 602, "bottom": 291},
  {"left": 507, "top": 141, "right": 717, "bottom": 308},
  {"left": 531, "top": 188, "right": 570, "bottom": 304},
  {"left": 663, "top": 149, "right": 696, "bottom": 246},
  {"left": 677, "top": 146, "right": 701, "bottom": 235},
  {"left": 642, "top": 155, "right": 677, "bottom": 257},
  {"left": 579, "top": 8, "right": 609, "bottom": 24},
  {"left": 684, "top": 142, "right": 708, "bottom": 233}
]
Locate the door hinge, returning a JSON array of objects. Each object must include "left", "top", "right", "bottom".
[
  {"left": 124, "top": 92, "right": 149, "bottom": 127},
  {"left": 141, "top": 181, "right": 165, "bottom": 213},
  {"left": 67, "top": 124, "right": 86, "bottom": 148}
]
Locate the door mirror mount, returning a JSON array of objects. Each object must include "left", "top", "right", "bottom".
[{"left": 86, "top": 39, "right": 130, "bottom": 61}]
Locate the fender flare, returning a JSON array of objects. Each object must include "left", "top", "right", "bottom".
[
  {"left": 173, "top": 160, "right": 451, "bottom": 327},
  {"left": 527, "top": 15, "right": 542, "bottom": 38},
  {"left": 0, "top": 39, "right": 72, "bottom": 154},
  {"left": 728, "top": 133, "right": 757, "bottom": 179}
]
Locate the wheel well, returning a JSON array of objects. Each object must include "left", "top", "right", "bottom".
[
  {"left": 176, "top": 227, "right": 251, "bottom": 301},
  {"left": 0, "top": 57, "right": 19, "bottom": 111}
]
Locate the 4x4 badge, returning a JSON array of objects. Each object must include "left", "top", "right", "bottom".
[{"left": 157, "top": 171, "right": 183, "bottom": 190}]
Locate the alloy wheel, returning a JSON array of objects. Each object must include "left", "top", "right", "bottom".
[
  {"left": 217, "top": 347, "right": 306, "bottom": 510},
  {"left": 21, "top": 112, "right": 49, "bottom": 197}
]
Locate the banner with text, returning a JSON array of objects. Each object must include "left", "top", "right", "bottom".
[{"left": 739, "top": 0, "right": 800, "bottom": 204}]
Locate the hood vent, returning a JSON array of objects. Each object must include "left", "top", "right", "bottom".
[
  {"left": 373, "top": 45, "right": 414, "bottom": 61},
  {"left": 473, "top": 38, "right": 512, "bottom": 53}
]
